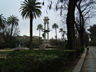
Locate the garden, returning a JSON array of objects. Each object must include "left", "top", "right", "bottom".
[{"left": 0, "top": 49, "right": 82, "bottom": 72}]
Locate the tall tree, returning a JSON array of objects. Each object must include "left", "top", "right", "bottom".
[
  {"left": 7, "top": 15, "right": 19, "bottom": 37},
  {"left": 0, "top": 15, "right": 20, "bottom": 48},
  {"left": 75, "top": 0, "right": 96, "bottom": 48},
  {"left": 59, "top": 28, "right": 66, "bottom": 40},
  {"left": 53, "top": 0, "right": 78, "bottom": 49},
  {"left": 66, "top": 0, "right": 78, "bottom": 49},
  {"left": 0, "top": 14, "right": 5, "bottom": 31},
  {"left": 0, "top": 14, "right": 5, "bottom": 49},
  {"left": 20, "top": 0, "right": 41, "bottom": 49},
  {"left": 88, "top": 25, "right": 96, "bottom": 45},
  {"left": 37, "top": 24, "right": 43, "bottom": 44},
  {"left": 59, "top": 28, "right": 63, "bottom": 39},
  {"left": 52, "top": 23, "right": 58, "bottom": 40}
]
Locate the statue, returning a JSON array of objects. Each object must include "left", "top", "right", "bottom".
[
  {"left": 42, "top": 32, "right": 45, "bottom": 39},
  {"left": 40, "top": 17, "right": 50, "bottom": 50}
]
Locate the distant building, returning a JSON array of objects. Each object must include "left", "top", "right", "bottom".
[{"left": 17, "top": 35, "right": 42, "bottom": 43}]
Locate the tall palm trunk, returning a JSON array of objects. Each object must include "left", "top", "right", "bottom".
[
  {"left": 10, "top": 24, "right": 14, "bottom": 39},
  {"left": 55, "top": 28, "right": 57, "bottom": 40},
  {"left": 30, "top": 12, "right": 33, "bottom": 49},
  {"left": 61, "top": 32, "right": 62, "bottom": 40},
  {"left": 39, "top": 29, "right": 41, "bottom": 44},
  {"left": 66, "top": 0, "right": 78, "bottom": 49}
]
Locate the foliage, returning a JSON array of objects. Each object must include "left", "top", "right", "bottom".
[
  {"left": 1, "top": 50, "right": 79, "bottom": 72},
  {"left": 74, "top": 0, "right": 95, "bottom": 49},
  {"left": 44, "top": 0, "right": 96, "bottom": 49},
  {"left": 20, "top": 0, "right": 41, "bottom": 19},
  {"left": 37, "top": 24, "right": 43, "bottom": 31},
  {"left": 52, "top": 23, "right": 58, "bottom": 29},
  {"left": 37, "top": 24, "right": 43, "bottom": 44},
  {"left": 0, "top": 59, "right": 5, "bottom": 72},
  {"left": 7, "top": 15, "right": 18, "bottom": 25},
  {"left": 7, "top": 15, "right": 19, "bottom": 37},
  {"left": 20, "top": 0, "right": 41, "bottom": 49},
  {"left": 50, "top": 39, "right": 67, "bottom": 49},
  {"left": 0, "top": 15, "right": 20, "bottom": 49},
  {"left": 19, "top": 37, "right": 41, "bottom": 48},
  {"left": 0, "top": 37, "right": 20, "bottom": 49},
  {"left": 0, "top": 14, "right": 5, "bottom": 30},
  {"left": 52, "top": 23, "right": 58, "bottom": 39},
  {"left": 88, "top": 25, "right": 96, "bottom": 46},
  {"left": 59, "top": 28, "right": 66, "bottom": 40}
]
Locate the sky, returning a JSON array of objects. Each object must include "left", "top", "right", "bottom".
[
  {"left": 0, "top": 0, "right": 96, "bottom": 39},
  {"left": 0, "top": 0, "right": 65, "bottom": 39}
]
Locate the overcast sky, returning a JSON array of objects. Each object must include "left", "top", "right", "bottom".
[
  {"left": 0, "top": 0, "right": 65, "bottom": 39},
  {"left": 0, "top": 0, "right": 96, "bottom": 39}
]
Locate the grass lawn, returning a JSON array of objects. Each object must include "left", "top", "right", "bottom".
[{"left": 0, "top": 49, "right": 81, "bottom": 72}]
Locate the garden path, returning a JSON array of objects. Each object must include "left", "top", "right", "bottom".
[{"left": 81, "top": 46, "right": 96, "bottom": 72}]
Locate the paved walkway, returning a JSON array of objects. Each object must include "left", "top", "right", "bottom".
[{"left": 81, "top": 46, "right": 96, "bottom": 72}]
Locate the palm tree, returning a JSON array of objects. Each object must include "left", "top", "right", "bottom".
[
  {"left": 59, "top": 28, "right": 63, "bottom": 39},
  {"left": 59, "top": 28, "right": 66, "bottom": 40},
  {"left": 20, "top": 0, "right": 41, "bottom": 49},
  {"left": 7, "top": 15, "right": 19, "bottom": 37},
  {"left": 0, "top": 14, "right": 5, "bottom": 30},
  {"left": 37, "top": 24, "right": 43, "bottom": 44},
  {"left": 66, "top": 0, "right": 78, "bottom": 49},
  {"left": 52, "top": 23, "right": 58, "bottom": 40}
]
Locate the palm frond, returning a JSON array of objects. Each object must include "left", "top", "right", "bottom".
[{"left": 20, "top": 0, "right": 42, "bottom": 19}]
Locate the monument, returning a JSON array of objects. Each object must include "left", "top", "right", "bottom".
[
  {"left": 40, "top": 17, "right": 50, "bottom": 50},
  {"left": 43, "top": 17, "right": 49, "bottom": 41}
]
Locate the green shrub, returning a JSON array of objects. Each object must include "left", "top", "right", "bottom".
[
  {"left": 1, "top": 50, "right": 78, "bottom": 72},
  {"left": 50, "top": 39, "right": 67, "bottom": 49},
  {"left": 0, "top": 59, "right": 5, "bottom": 72}
]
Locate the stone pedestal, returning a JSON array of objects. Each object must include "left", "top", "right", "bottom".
[
  {"left": 39, "top": 40, "right": 50, "bottom": 50},
  {"left": 39, "top": 44, "right": 45, "bottom": 50}
]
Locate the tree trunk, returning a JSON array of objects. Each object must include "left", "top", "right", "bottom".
[
  {"left": 61, "top": 32, "right": 62, "bottom": 40},
  {"left": 55, "top": 28, "right": 57, "bottom": 40},
  {"left": 39, "top": 30, "right": 41, "bottom": 44},
  {"left": 10, "top": 24, "right": 14, "bottom": 40},
  {"left": 76, "top": 2, "right": 85, "bottom": 49},
  {"left": 30, "top": 13, "right": 33, "bottom": 49},
  {"left": 66, "top": 0, "right": 78, "bottom": 49},
  {"left": 10, "top": 24, "right": 14, "bottom": 37}
]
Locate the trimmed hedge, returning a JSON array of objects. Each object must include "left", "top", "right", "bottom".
[{"left": 1, "top": 50, "right": 79, "bottom": 72}]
